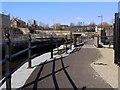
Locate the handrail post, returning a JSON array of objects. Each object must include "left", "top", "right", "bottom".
[
  {"left": 50, "top": 35, "right": 53, "bottom": 58},
  {"left": 81, "top": 36, "right": 83, "bottom": 43},
  {"left": 5, "top": 33, "right": 11, "bottom": 90},
  {"left": 70, "top": 33, "right": 72, "bottom": 50},
  {"left": 74, "top": 35, "right": 77, "bottom": 47},
  {"left": 78, "top": 36, "right": 80, "bottom": 44},
  {"left": 65, "top": 35, "right": 68, "bottom": 54},
  {"left": 28, "top": 33, "right": 32, "bottom": 68}
]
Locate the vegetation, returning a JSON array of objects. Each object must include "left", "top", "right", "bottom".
[{"left": 97, "top": 22, "right": 111, "bottom": 29}]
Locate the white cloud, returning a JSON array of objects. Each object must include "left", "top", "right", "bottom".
[{"left": 76, "top": 17, "right": 82, "bottom": 20}]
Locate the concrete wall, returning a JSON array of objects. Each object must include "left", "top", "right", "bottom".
[{"left": 36, "top": 30, "right": 71, "bottom": 36}]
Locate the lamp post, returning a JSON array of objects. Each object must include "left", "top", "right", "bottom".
[{"left": 98, "top": 15, "right": 103, "bottom": 30}]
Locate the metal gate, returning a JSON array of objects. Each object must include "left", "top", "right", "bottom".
[{"left": 114, "top": 12, "right": 120, "bottom": 65}]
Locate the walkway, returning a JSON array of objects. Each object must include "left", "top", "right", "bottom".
[{"left": 20, "top": 41, "right": 114, "bottom": 89}]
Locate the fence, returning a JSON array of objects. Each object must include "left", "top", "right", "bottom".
[
  {"left": 94, "top": 35, "right": 113, "bottom": 48},
  {"left": 0, "top": 32, "right": 90, "bottom": 89},
  {"left": 114, "top": 13, "right": 120, "bottom": 65}
]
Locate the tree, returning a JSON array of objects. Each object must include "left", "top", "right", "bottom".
[
  {"left": 70, "top": 22, "right": 75, "bottom": 27},
  {"left": 43, "top": 24, "right": 49, "bottom": 30},
  {"left": 89, "top": 22, "right": 96, "bottom": 27},
  {"left": 88, "top": 22, "right": 96, "bottom": 32},
  {"left": 39, "top": 21, "right": 45, "bottom": 27},
  {"left": 76, "top": 21, "right": 82, "bottom": 26},
  {"left": 52, "top": 23, "right": 62, "bottom": 30},
  {"left": 97, "top": 22, "right": 110, "bottom": 29}
]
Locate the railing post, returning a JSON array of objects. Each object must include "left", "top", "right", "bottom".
[
  {"left": 81, "top": 36, "right": 83, "bottom": 43},
  {"left": 97, "top": 35, "right": 99, "bottom": 47},
  {"left": 28, "top": 33, "right": 32, "bottom": 68},
  {"left": 74, "top": 35, "right": 77, "bottom": 47},
  {"left": 5, "top": 33, "right": 11, "bottom": 90},
  {"left": 70, "top": 33, "right": 72, "bottom": 50},
  {"left": 65, "top": 35, "right": 68, "bottom": 54},
  {"left": 50, "top": 35, "right": 53, "bottom": 58}
]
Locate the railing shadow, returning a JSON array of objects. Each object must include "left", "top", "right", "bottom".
[
  {"left": 32, "top": 61, "right": 47, "bottom": 89},
  {"left": 52, "top": 58, "right": 59, "bottom": 90},
  {"left": 17, "top": 58, "right": 69, "bottom": 90},
  {"left": 17, "top": 56, "right": 87, "bottom": 90},
  {"left": 60, "top": 56, "right": 78, "bottom": 90}
]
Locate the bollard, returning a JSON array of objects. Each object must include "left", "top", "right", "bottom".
[
  {"left": 97, "top": 35, "right": 99, "bottom": 47},
  {"left": 5, "top": 33, "right": 11, "bottom": 90},
  {"left": 50, "top": 35, "right": 53, "bottom": 58},
  {"left": 28, "top": 33, "right": 32, "bottom": 68},
  {"left": 65, "top": 35, "right": 68, "bottom": 54}
]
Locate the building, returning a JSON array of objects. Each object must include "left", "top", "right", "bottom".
[
  {"left": 11, "top": 17, "right": 26, "bottom": 28},
  {"left": 27, "top": 19, "right": 37, "bottom": 27},
  {"left": 0, "top": 13, "right": 10, "bottom": 29},
  {"left": 70, "top": 26, "right": 88, "bottom": 32},
  {"left": 60, "top": 25, "right": 69, "bottom": 30}
]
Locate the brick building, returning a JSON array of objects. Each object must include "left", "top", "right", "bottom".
[{"left": 11, "top": 17, "right": 26, "bottom": 28}]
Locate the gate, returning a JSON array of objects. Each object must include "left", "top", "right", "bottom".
[{"left": 114, "top": 13, "right": 120, "bottom": 65}]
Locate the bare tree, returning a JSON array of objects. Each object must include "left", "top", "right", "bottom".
[
  {"left": 70, "top": 22, "right": 75, "bottom": 26},
  {"left": 76, "top": 21, "right": 82, "bottom": 26},
  {"left": 88, "top": 22, "right": 96, "bottom": 32}
]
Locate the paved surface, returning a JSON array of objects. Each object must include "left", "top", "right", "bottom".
[
  {"left": 21, "top": 40, "right": 114, "bottom": 89},
  {"left": 91, "top": 48, "right": 118, "bottom": 88},
  {"left": 0, "top": 45, "right": 74, "bottom": 89}
]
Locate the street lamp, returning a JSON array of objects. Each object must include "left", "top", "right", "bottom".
[{"left": 98, "top": 15, "right": 103, "bottom": 30}]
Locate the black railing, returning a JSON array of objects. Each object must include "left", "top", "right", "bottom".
[
  {"left": 114, "top": 13, "right": 120, "bottom": 66},
  {"left": 94, "top": 35, "right": 113, "bottom": 48},
  {"left": 0, "top": 33, "right": 90, "bottom": 89}
]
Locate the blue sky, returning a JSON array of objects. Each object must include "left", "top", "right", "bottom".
[{"left": 2, "top": 2, "right": 118, "bottom": 26}]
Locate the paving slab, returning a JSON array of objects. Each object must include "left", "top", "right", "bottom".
[{"left": 91, "top": 48, "right": 118, "bottom": 89}]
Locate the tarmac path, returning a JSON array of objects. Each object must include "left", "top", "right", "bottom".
[{"left": 21, "top": 40, "right": 114, "bottom": 90}]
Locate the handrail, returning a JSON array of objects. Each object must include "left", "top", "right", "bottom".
[
  {"left": 1, "top": 33, "right": 90, "bottom": 89},
  {"left": 0, "top": 59, "right": 6, "bottom": 64},
  {"left": 11, "top": 48, "right": 29, "bottom": 58}
]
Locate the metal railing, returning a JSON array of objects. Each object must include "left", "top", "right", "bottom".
[
  {"left": 0, "top": 33, "right": 91, "bottom": 89},
  {"left": 114, "top": 13, "right": 120, "bottom": 65},
  {"left": 94, "top": 35, "right": 113, "bottom": 48}
]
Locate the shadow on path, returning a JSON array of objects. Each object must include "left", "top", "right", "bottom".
[
  {"left": 17, "top": 56, "right": 81, "bottom": 90},
  {"left": 60, "top": 56, "right": 78, "bottom": 90}
]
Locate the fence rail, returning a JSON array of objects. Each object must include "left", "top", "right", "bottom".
[
  {"left": 0, "top": 33, "right": 92, "bottom": 89},
  {"left": 94, "top": 35, "right": 113, "bottom": 48}
]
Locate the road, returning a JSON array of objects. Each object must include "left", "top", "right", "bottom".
[{"left": 21, "top": 40, "right": 114, "bottom": 90}]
